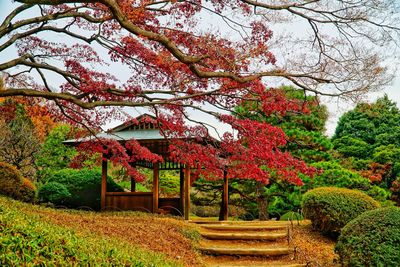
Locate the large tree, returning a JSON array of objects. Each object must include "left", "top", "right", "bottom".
[
  {"left": 0, "top": 1, "right": 398, "bottom": 183},
  {"left": 333, "top": 95, "right": 400, "bottom": 191},
  {"left": 0, "top": 101, "right": 41, "bottom": 178}
]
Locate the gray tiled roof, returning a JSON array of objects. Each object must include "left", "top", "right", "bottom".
[{"left": 63, "top": 129, "right": 164, "bottom": 144}]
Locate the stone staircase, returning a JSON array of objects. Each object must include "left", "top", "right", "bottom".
[{"left": 191, "top": 220, "right": 305, "bottom": 267}]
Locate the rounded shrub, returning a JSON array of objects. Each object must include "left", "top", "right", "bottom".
[
  {"left": 0, "top": 162, "right": 36, "bottom": 202},
  {"left": 335, "top": 207, "right": 400, "bottom": 266},
  {"left": 280, "top": 211, "right": 304, "bottom": 221},
  {"left": 38, "top": 182, "right": 71, "bottom": 204},
  {"left": 0, "top": 162, "right": 23, "bottom": 198},
  {"left": 46, "top": 168, "right": 123, "bottom": 210},
  {"left": 15, "top": 178, "right": 36, "bottom": 203},
  {"left": 302, "top": 187, "right": 379, "bottom": 236}
]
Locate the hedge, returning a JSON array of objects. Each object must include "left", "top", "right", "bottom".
[
  {"left": 335, "top": 207, "right": 400, "bottom": 266},
  {"left": 0, "top": 162, "right": 36, "bottom": 202},
  {"left": 302, "top": 187, "right": 379, "bottom": 236},
  {"left": 43, "top": 168, "right": 123, "bottom": 210}
]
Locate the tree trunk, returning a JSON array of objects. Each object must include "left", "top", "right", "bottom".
[
  {"left": 256, "top": 182, "right": 269, "bottom": 221},
  {"left": 219, "top": 169, "right": 229, "bottom": 221}
]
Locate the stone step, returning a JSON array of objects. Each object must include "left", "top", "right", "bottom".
[
  {"left": 207, "top": 263, "right": 306, "bottom": 267},
  {"left": 200, "top": 231, "right": 287, "bottom": 240},
  {"left": 190, "top": 220, "right": 289, "bottom": 225},
  {"left": 200, "top": 224, "right": 287, "bottom": 231},
  {"left": 199, "top": 246, "right": 290, "bottom": 256}
]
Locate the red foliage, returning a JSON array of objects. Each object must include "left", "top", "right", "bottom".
[
  {"left": 359, "top": 162, "right": 391, "bottom": 183},
  {"left": 72, "top": 138, "right": 162, "bottom": 182},
  {"left": 166, "top": 114, "right": 315, "bottom": 185},
  {"left": 3, "top": 2, "right": 319, "bottom": 186}
]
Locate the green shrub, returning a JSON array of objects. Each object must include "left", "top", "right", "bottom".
[
  {"left": 280, "top": 211, "right": 304, "bottom": 221},
  {"left": 307, "top": 161, "right": 371, "bottom": 190},
  {"left": 335, "top": 207, "right": 400, "bottom": 266},
  {"left": 159, "top": 172, "right": 180, "bottom": 197},
  {"left": 46, "top": 168, "right": 123, "bottom": 210},
  {"left": 302, "top": 187, "right": 379, "bottom": 236},
  {"left": 366, "top": 185, "right": 392, "bottom": 202},
  {"left": 14, "top": 178, "right": 36, "bottom": 203},
  {"left": 191, "top": 205, "right": 220, "bottom": 217},
  {"left": 38, "top": 182, "right": 71, "bottom": 204},
  {"left": 0, "top": 162, "right": 36, "bottom": 202}
]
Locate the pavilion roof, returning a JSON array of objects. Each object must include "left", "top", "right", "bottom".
[{"left": 63, "top": 113, "right": 164, "bottom": 144}]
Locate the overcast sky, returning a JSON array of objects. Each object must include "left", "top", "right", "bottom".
[{"left": 1, "top": 1, "right": 399, "bottom": 137}]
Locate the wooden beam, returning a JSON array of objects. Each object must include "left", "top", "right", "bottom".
[
  {"left": 101, "top": 157, "right": 107, "bottom": 211},
  {"left": 179, "top": 167, "right": 184, "bottom": 216},
  {"left": 152, "top": 163, "right": 159, "bottom": 213},
  {"left": 184, "top": 165, "right": 191, "bottom": 220}
]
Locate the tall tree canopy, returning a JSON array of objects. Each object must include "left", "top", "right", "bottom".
[
  {"left": 0, "top": 1, "right": 399, "bottom": 183},
  {"left": 333, "top": 95, "right": 400, "bottom": 189}
]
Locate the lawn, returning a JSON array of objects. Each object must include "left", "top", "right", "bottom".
[{"left": 0, "top": 196, "right": 202, "bottom": 266}]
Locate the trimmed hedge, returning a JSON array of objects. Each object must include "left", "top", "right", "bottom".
[
  {"left": 0, "top": 162, "right": 36, "bottom": 202},
  {"left": 38, "top": 182, "right": 71, "bottom": 204},
  {"left": 15, "top": 178, "right": 36, "bottom": 203},
  {"left": 335, "top": 207, "right": 400, "bottom": 266},
  {"left": 302, "top": 187, "right": 379, "bottom": 236},
  {"left": 0, "top": 162, "right": 23, "bottom": 198},
  {"left": 43, "top": 168, "right": 123, "bottom": 210}
]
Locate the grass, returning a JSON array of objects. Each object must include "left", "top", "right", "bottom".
[{"left": 0, "top": 196, "right": 202, "bottom": 266}]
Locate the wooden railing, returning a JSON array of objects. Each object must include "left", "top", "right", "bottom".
[
  {"left": 104, "top": 192, "right": 182, "bottom": 215},
  {"left": 105, "top": 192, "right": 153, "bottom": 212}
]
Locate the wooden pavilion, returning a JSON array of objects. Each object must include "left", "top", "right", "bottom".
[{"left": 64, "top": 114, "right": 229, "bottom": 220}]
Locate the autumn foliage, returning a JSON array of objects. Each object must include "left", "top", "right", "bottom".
[{"left": 2, "top": 1, "right": 395, "bottom": 186}]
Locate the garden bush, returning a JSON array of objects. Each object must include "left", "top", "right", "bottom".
[
  {"left": 38, "top": 182, "right": 71, "bottom": 204},
  {"left": 45, "top": 168, "right": 123, "bottom": 210},
  {"left": 14, "top": 178, "right": 36, "bottom": 203},
  {"left": 307, "top": 161, "right": 371, "bottom": 190},
  {"left": 302, "top": 187, "right": 379, "bottom": 236},
  {"left": 280, "top": 211, "right": 304, "bottom": 221},
  {"left": 191, "top": 204, "right": 220, "bottom": 217},
  {"left": 0, "top": 162, "right": 23, "bottom": 198},
  {"left": 335, "top": 207, "right": 400, "bottom": 266},
  {"left": 0, "top": 162, "right": 36, "bottom": 202}
]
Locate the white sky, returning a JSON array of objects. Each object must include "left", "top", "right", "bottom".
[{"left": 0, "top": 1, "right": 399, "bottom": 137}]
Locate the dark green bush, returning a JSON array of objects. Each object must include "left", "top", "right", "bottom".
[
  {"left": 46, "top": 168, "right": 123, "bottom": 210},
  {"left": 0, "top": 162, "right": 36, "bottom": 202},
  {"left": 38, "top": 182, "right": 71, "bottom": 204},
  {"left": 335, "top": 207, "right": 400, "bottom": 266},
  {"left": 280, "top": 211, "right": 304, "bottom": 221},
  {"left": 302, "top": 187, "right": 379, "bottom": 236}
]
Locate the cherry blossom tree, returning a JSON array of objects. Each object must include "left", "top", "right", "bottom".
[{"left": 0, "top": 0, "right": 399, "bottom": 184}]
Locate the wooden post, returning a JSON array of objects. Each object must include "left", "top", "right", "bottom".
[
  {"left": 101, "top": 157, "right": 107, "bottom": 211},
  {"left": 131, "top": 178, "right": 136, "bottom": 192},
  {"left": 152, "top": 163, "right": 159, "bottom": 213},
  {"left": 179, "top": 167, "right": 184, "bottom": 215},
  {"left": 184, "top": 165, "right": 191, "bottom": 221},
  {"left": 131, "top": 164, "right": 136, "bottom": 192},
  {"left": 221, "top": 168, "right": 229, "bottom": 221}
]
